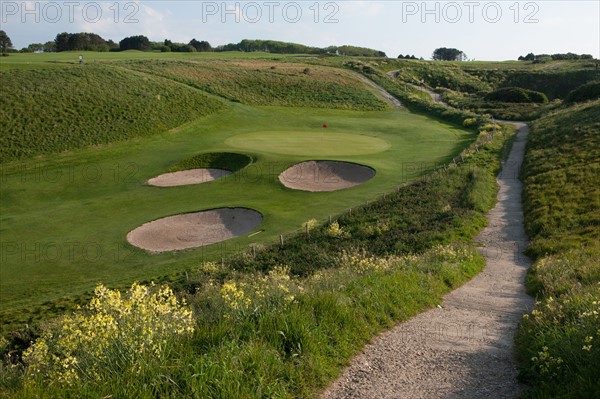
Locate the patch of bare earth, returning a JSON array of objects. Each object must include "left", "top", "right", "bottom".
[
  {"left": 321, "top": 124, "right": 534, "bottom": 399},
  {"left": 127, "top": 208, "right": 262, "bottom": 253},
  {"left": 147, "top": 168, "right": 231, "bottom": 187},
  {"left": 279, "top": 161, "right": 375, "bottom": 192}
]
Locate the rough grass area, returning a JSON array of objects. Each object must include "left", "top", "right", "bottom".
[
  {"left": 516, "top": 100, "right": 600, "bottom": 398},
  {"left": 122, "top": 59, "right": 389, "bottom": 110},
  {"left": 521, "top": 100, "right": 600, "bottom": 256},
  {"left": 0, "top": 64, "right": 225, "bottom": 162},
  {"left": 0, "top": 120, "right": 514, "bottom": 398},
  {"left": 440, "top": 89, "right": 555, "bottom": 121},
  {"left": 1, "top": 246, "right": 484, "bottom": 398}
]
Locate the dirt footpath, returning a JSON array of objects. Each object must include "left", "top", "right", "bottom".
[{"left": 321, "top": 124, "right": 534, "bottom": 399}]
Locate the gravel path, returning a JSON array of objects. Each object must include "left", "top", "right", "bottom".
[
  {"left": 321, "top": 123, "right": 534, "bottom": 399},
  {"left": 353, "top": 72, "right": 404, "bottom": 108}
]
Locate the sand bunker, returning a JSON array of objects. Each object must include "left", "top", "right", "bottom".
[
  {"left": 148, "top": 169, "right": 231, "bottom": 187},
  {"left": 127, "top": 208, "right": 262, "bottom": 252},
  {"left": 279, "top": 161, "right": 375, "bottom": 192}
]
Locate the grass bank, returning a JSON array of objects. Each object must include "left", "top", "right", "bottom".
[
  {"left": 516, "top": 99, "right": 600, "bottom": 398},
  {"left": 0, "top": 64, "right": 226, "bottom": 162}
]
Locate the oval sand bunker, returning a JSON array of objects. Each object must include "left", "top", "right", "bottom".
[
  {"left": 279, "top": 161, "right": 375, "bottom": 192},
  {"left": 148, "top": 169, "right": 231, "bottom": 187},
  {"left": 127, "top": 208, "right": 262, "bottom": 252}
]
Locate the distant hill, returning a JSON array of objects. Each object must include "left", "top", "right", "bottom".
[{"left": 216, "top": 39, "right": 386, "bottom": 57}]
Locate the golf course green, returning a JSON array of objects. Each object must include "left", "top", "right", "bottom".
[
  {"left": 225, "top": 131, "right": 391, "bottom": 156},
  {"left": 0, "top": 54, "right": 473, "bottom": 330}
]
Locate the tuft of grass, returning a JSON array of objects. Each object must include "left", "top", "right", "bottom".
[{"left": 516, "top": 99, "right": 600, "bottom": 398}]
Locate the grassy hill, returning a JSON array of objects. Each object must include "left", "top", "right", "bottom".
[
  {"left": 1, "top": 55, "right": 389, "bottom": 163},
  {"left": 121, "top": 59, "right": 389, "bottom": 110},
  {"left": 0, "top": 64, "right": 226, "bottom": 162},
  {"left": 517, "top": 99, "right": 600, "bottom": 398},
  {"left": 339, "top": 58, "right": 599, "bottom": 120}
]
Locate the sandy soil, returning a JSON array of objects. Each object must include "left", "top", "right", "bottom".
[
  {"left": 321, "top": 124, "right": 534, "bottom": 399},
  {"left": 387, "top": 70, "right": 442, "bottom": 103},
  {"left": 279, "top": 161, "right": 375, "bottom": 192},
  {"left": 127, "top": 208, "right": 262, "bottom": 252},
  {"left": 147, "top": 168, "right": 231, "bottom": 187}
]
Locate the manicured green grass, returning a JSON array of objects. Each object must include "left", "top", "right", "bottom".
[
  {"left": 224, "top": 131, "right": 390, "bottom": 156},
  {"left": 0, "top": 103, "right": 472, "bottom": 333},
  {"left": 516, "top": 99, "right": 600, "bottom": 398}
]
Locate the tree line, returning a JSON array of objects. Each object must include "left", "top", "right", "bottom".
[
  {"left": 518, "top": 52, "right": 594, "bottom": 62},
  {"left": 1, "top": 32, "right": 387, "bottom": 57}
]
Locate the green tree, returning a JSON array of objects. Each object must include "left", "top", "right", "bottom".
[
  {"left": 432, "top": 47, "right": 466, "bottom": 61},
  {"left": 43, "top": 41, "right": 56, "bottom": 52},
  {"left": 188, "top": 39, "right": 212, "bottom": 52},
  {"left": 0, "top": 30, "right": 13, "bottom": 54},
  {"left": 119, "top": 35, "right": 151, "bottom": 51},
  {"left": 27, "top": 43, "right": 44, "bottom": 53}
]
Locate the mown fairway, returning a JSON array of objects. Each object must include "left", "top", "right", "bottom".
[{"left": 0, "top": 54, "right": 472, "bottom": 329}]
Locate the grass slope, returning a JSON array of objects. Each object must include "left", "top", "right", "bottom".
[
  {"left": 0, "top": 64, "right": 225, "bottom": 162},
  {"left": 122, "top": 59, "right": 389, "bottom": 110},
  {"left": 516, "top": 100, "right": 600, "bottom": 398}
]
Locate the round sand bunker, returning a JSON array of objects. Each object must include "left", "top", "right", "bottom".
[
  {"left": 127, "top": 208, "right": 262, "bottom": 252},
  {"left": 279, "top": 161, "right": 375, "bottom": 192},
  {"left": 148, "top": 169, "right": 231, "bottom": 187}
]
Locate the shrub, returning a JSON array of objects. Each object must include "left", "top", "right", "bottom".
[
  {"left": 22, "top": 283, "right": 194, "bottom": 388},
  {"left": 565, "top": 81, "right": 600, "bottom": 103},
  {"left": 485, "top": 87, "right": 548, "bottom": 104},
  {"left": 463, "top": 118, "right": 478, "bottom": 128}
]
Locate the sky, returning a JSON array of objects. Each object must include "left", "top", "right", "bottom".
[{"left": 1, "top": 0, "right": 599, "bottom": 60}]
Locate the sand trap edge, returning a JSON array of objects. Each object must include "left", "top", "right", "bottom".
[
  {"left": 279, "top": 160, "right": 376, "bottom": 192},
  {"left": 147, "top": 168, "right": 232, "bottom": 187},
  {"left": 127, "top": 207, "right": 263, "bottom": 253}
]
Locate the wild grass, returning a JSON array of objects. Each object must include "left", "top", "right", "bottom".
[
  {"left": 516, "top": 99, "right": 600, "bottom": 398},
  {"left": 121, "top": 59, "right": 389, "bottom": 110},
  {"left": 521, "top": 100, "right": 600, "bottom": 257},
  {"left": 1, "top": 244, "right": 484, "bottom": 398},
  {"left": 345, "top": 61, "right": 490, "bottom": 129},
  {"left": 0, "top": 64, "right": 225, "bottom": 162},
  {"left": 440, "top": 89, "right": 556, "bottom": 121}
]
